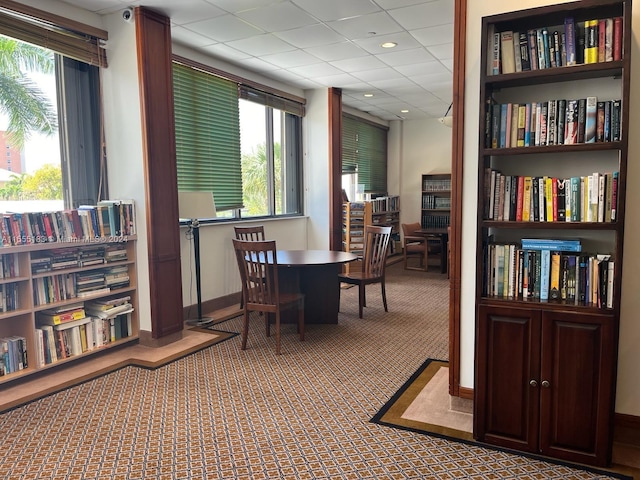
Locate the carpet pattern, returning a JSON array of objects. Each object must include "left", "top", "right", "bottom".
[{"left": 0, "top": 264, "right": 628, "bottom": 479}]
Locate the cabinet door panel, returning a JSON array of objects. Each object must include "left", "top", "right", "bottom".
[
  {"left": 540, "top": 311, "right": 616, "bottom": 466},
  {"left": 475, "top": 305, "right": 541, "bottom": 452}
]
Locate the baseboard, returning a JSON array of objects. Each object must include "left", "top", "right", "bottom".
[
  {"left": 458, "top": 386, "right": 474, "bottom": 400},
  {"left": 615, "top": 413, "right": 640, "bottom": 447},
  {"left": 183, "top": 292, "right": 241, "bottom": 320}
]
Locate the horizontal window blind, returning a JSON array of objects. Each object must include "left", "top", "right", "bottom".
[
  {"left": 239, "top": 85, "right": 304, "bottom": 117},
  {"left": 0, "top": 3, "right": 107, "bottom": 67},
  {"left": 342, "top": 115, "right": 358, "bottom": 174},
  {"left": 173, "top": 63, "right": 243, "bottom": 211},
  {"left": 342, "top": 114, "right": 388, "bottom": 193}
]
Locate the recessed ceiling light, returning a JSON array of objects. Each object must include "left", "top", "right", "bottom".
[
  {"left": 401, "top": 109, "right": 409, "bottom": 113},
  {"left": 380, "top": 41, "right": 397, "bottom": 48},
  {"left": 363, "top": 93, "right": 374, "bottom": 97}
]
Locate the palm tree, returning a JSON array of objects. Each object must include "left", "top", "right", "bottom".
[{"left": 0, "top": 36, "right": 57, "bottom": 148}]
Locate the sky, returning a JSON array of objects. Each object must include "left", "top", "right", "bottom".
[{"left": 0, "top": 70, "right": 61, "bottom": 174}]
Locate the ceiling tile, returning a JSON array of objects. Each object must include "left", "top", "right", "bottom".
[
  {"left": 427, "top": 43, "right": 454, "bottom": 60},
  {"left": 410, "top": 23, "right": 454, "bottom": 47},
  {"left": 394, "top": 61, "right": 447, "bottom": 76},
  {"left": 374, "top": 0, "right": 435, "bottom": 9},
  {"left": 440, "top": 58, "right": 454, "bottom": 71},
  {"left": 329, "top": 56, "right": 388, "bottom": 73},
  {"left": 327, "top": 12, "right": 402, "bottom": 40},
  {"left": 273, "top": 24, "right": 346, "bottom": 49},
  {"left": 312, "top": 73, "right": 361, "bottom": 87},
  {"left": 377, "top": 47, "right": 435, "bottom": 67},
  {"left": 367, "top": 77, "right": 417, "bottom": 89},
  {"left": 206, "top": 0, "right": 287, "bottom": 14},
  {"left": 240, "top": 57, "right": 283, "bottom": 71},
  {"left": 353, "top": 32, "right": 422, "bottom": 55},
  {"left": 200, "top": 43, "right": 252, "bottom": 60},
  {"left": 351, "top": 67, "right": 405, "bottom": 83},
  {"left": 291, "top": 0, "right": 381, "bottom": 22},
  {"left": 289, "top": 62, "right": 344, "bottom": 78},
  {"left": 186, "top": 15, "right": 263, "bottom": 42},
  {"left": 388, "top": 0, "right": 454, "bottom": 30},
  {"left": 171, "top": 26, "right": 218, "bottom": 47},
  {"left": 226, "top": 34, "right": 296, "bottom": 56},
  {"left": 410, "top": 72, "right": 453, "bottom": 87},
  {"left": 261, "top": 50, "right": 322, "bottom": 68},
  {"left": 237, "top": 2, "right": 318, "bottom": 31},
  {"left": 304, "top": 42, "right": 369, "bottom": 62},
  {"left": 141, "top": 0, "right": 226, "bottom": 24}
]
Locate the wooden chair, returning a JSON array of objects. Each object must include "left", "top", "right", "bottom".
[
  {"left": 232, "top": 239, "right": 304, "bottom": 355},
  {"left": 338, "top": 225, "right": 392, "bottom": 318},
  {"left": 234, "top": 225, "right": 265, "bottom": 241},
  {"left": 402, "top": 222, "right": 428, "bottom": 271}
]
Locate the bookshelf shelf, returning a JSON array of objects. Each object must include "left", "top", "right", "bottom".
[
  {"left": 474, "top": 0, "right": 629, "bottom": 468},
  {"left": 0, "top": 231, "right": 139, "bottom": 385}
]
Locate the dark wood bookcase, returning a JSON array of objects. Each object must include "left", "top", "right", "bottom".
[
  {"left": 421, "top": 174, "right": 451, "bottom": 232},
  {"left": 473, "top": 0, "right": 630, "bottom": 467}
]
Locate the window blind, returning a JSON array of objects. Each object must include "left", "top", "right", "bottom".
[
  {"left": 342, "top": 114, "right": 388, "bottom": 193},
  {"left": 239, "top": 85, "right": 304, "bottom": 117},
  {"left": 0, "top": 2, "right": 107, "bottom": 67},
  {"left": 173, "top": 63, "right": 243, "bottom": 211}
]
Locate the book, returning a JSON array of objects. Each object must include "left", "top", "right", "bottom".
[
  {"left": 613, "top": 16, "right": 623, "bottom": 61},
  {"left": 37, "top": 308, "right": 86, "bottom": 325},
  {"left": 549, "top": 251, "right": 561, "bottom": 300},
  {"left": 539, "top": 249, "right": 550, "bottom": 301},
  {"left": 584, "top": 96, "right": 597, "bottom": 143},
  {"left": 521, "top": 238, "right": 582, "bottom": 252},
  {"left": 585, "top": 19, "right": 598, "bottom": 64}
]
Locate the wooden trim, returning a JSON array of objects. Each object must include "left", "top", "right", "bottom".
[
  {"left": 0, "top": 0, "right": 108, "bottom": 39},
  {"left": 329, "top": 87, "right": 343, "bottom": 251},
  {"left": 173, "top": 54, "right": 306, "bottom": 106},
  {"left": 135, "top": 7, "right": 184, "bottom": 339},
  {"left": 614, "top": 413, "right": 640, "bottom": 446},
  {"left": 459, "top": 386, "right": 474, "bottom": 400},
  {"left": 449, "top": 0, "right": 467, "bottom": 397}
]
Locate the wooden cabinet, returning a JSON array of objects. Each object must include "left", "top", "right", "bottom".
[
  {"left": 0, "top": 238, "right": 138, "bottom": 384},
  {"left": 473, "top": 0, "right": 630, "bottom": 467},
  {"left": 421, "top": 174, "right": 451, "bottom": 231},
  {"left": 475, "top": 305, "right": 615, "bottom": 466}
]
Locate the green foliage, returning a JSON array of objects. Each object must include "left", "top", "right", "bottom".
[
  {"left": 0, "top": 36, "right": 57, "bottom": 148},
  {"left": 241, "top": 143, "right": 281, "bottom": 216},
  {"left": 0, "top": 164, "right": 62, "bottom": 200}
]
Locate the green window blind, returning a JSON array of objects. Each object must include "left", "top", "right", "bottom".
[
  {"left": 173, "top": 63, "right": 242, "bottom": 211},
  {"left": 342, "top": 114, "right": 388, "bottom": 193}
]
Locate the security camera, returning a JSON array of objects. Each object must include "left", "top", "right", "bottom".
[{"left": 122, "top": 8, "right": 133, "bottom": 22}]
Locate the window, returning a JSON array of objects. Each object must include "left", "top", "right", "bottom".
[
  {"left": 0, "top": 4, "right": 106, "bottom": 212},
  {"left": 342, "top": 114, "right": 389, "bottom": 194},
  {"left": 173, "top": 58, "right": 304, "bottom": 220}
]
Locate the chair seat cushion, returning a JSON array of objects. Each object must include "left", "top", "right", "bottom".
[{"left": 339, "top": 272, "right": 381, "bottom": 282}]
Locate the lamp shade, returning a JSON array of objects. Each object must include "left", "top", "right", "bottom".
[
  {"left": 438, "top": 116, "right": 454, "bottom": 128},
  {"left": 178, "top": 191, "right": 216, "bottom": 220}
]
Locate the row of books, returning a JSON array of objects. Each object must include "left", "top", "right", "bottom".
[
  {"left": 35, "top": 311, "right": 133, "bottom": 366},
  {"left": 422, "top": 195, "right": 450, "bottom": 210},
  {"left": 32, "top": 265, "right": 130, "bottom": 306},
  {"left": 370, "top": 195, "right": 400, "bottom": 213},
  {"left": 422, "top": 178, "right": 451, "bottom": 192},
  {"left": 485, "top": 169, "right": 618, "bottom": 223},
  {"left": 421, "top": 214, "right": 450, "bottom": 230},
  {"left": 30, "top": 244, "right": 128, "bottom": 274},
  {"left": 0, "top": 199, "right": 135, "bottom": 247},
  {"left": 0, "top": 335, "right": 27, "bottom": 375},
  {"left": 486, "top": 98, "right": 622, "bottom": 149},
  {"left": 0, "top": 283, "right": 20, "bottom": 313},
  {"left": 0, "top": 254, "right": 19, "bottom": 279},
  {"left": 488, "top": 16, "right": 623, "bottom": 75},
  {"left": 484, "top": 242, "right": 614, "bottom": 309}
]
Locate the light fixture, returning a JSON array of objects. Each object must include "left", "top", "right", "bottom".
[
  {"left": 438, "top": 102, "right": 454, "bottom": 128},
  {"left": 178, "top": 191, "right": 217, "bottom": 327},
  {"left": 380, "top": 41, "right": 397, "bottom": 48},
  {"left": 401, "top": 109, "right": 409, "bottom": 113},
  {"left": 364, "top": 93, "right": 374, "bottom": 97}
]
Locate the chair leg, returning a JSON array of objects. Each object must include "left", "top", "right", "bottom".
[
  {"left": 358, "top": 284, "right": 365, "bottom": 318},
  {"left": 241, "top": 310, "right": 249, "bottom": 350},
  {"left": 275, "top": 312, "right": 281, "bottom": 355},
  {"left": 381, "top": 279, "right": 388, "bottom": 312}
]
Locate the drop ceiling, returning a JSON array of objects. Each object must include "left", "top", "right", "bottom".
[{"left": 60, "top": 0, "right": 454, "bottom": 122}]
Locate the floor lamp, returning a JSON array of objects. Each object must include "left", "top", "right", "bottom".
[{"left": 178, "top": 191, "right": 216, "bottom": 327}]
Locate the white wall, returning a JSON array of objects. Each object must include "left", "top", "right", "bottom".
[{"left": 465, "top": 0, "right": 640, "bottom": 416}]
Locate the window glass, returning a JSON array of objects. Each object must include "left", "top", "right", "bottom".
[{"left": 239, "top": 100, "right": 268, "bottom": 217}]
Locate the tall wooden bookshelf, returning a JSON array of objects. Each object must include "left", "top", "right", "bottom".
[
  {"left": 342, "top": 196, "right": 400, "bottom": 272},
  {"left": 0, "top": 213, "right": 138, "bottom": 385},
  {"left": 421, "top": 174, "right": 451, "bottom": 231},
  {"left": 473, "top": 0, "right": 630, "bottom": 467}
]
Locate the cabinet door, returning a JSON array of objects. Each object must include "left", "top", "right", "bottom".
[
  {"left": 540, "top": 310, "right": 616, "bottom": 466},
  {"left": 475, "top": 304, "right": 541, "bottom": 452}
]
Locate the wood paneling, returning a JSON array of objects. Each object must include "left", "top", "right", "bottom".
[
  {"left": 134, "top": 7, "right": 184, "bottom": 339},
  {"left": 329, "top": 87, "right": 343, "bottom": 251}
]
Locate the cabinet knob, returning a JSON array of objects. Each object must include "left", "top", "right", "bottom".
[
  {"left": 529, "top": 380, "right": 538, "bottom": 387},
  {"left": 541, "top": 380, "right": 550, "bottom": 388}
]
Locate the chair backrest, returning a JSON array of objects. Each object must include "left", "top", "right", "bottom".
[
  {"left": 362, "top": 225, "right": 392, "bottom": 276},
  {"left": 234, "top": 225, "right": 266, "bottom": 241},
  {"left": 232, "top": 239, "right": 279, "bottom": 312},
  {"left": 402, "top": 222, "right": 421, "bottom": 237}
]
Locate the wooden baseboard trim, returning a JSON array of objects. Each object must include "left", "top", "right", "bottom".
[
  {"left": 614, "top": 413, "right": 640, "bottom": 447},
  {"left": 458, "top": 386, "right": 474, "bottom": 400},
  {"left": 183, "top": 292, "right": 241, "bottom": 320}
]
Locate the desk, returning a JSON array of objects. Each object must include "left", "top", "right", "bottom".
[
  {"left": 275, "top": 250, "right": 358, "bottom": 324},
  {"left": 416, "top": 228, "right": 449, "bottom": 274}
]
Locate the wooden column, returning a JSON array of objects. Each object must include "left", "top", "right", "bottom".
[
  {"left": 328, "top": 87, "right": 343, "bottom": 251},
  {"left": 134, "top": 7, "right": 184, "bottom": 341}
]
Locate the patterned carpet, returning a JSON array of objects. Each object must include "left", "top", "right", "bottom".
[{"left": 0, "top": 264, "right": 628, "bottom": 479}]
